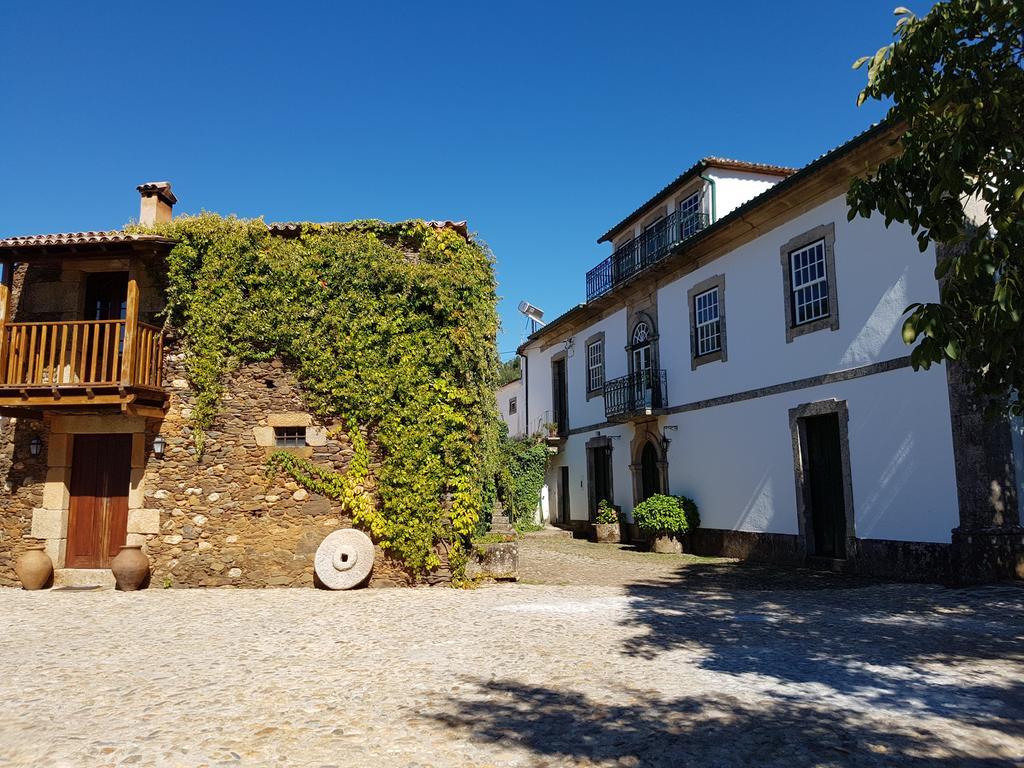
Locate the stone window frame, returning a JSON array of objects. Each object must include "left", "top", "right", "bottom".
[
  {"left": 788, "top": 398, "right": 856, "bottom": 560},
  {"left": 780, "top": 222, "right": 839, "bottom": 343},
  {"left": 253, "top": 412, "right": 326, "bottom": 458},
  {"left": 687, "top": 274, "right": 727, "bottom": 370},
  {"left": 584, "top": 331, "right": 606, "bottom": 401}
]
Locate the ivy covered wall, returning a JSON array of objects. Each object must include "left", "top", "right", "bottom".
[{"left": 142, "top": 214, "right": 500, "bottom": 579}]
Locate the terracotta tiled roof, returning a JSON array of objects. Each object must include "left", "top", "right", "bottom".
[
  {"left": 598, "top": 157, "right": 797, "bottom": 244},
  {"left": 0, "top": 231, "right": 174, "bottom": 249}
]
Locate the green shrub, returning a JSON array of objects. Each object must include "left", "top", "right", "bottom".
[
  {"left": 595, "top": 499, "right": 618, "bottom": 525},
  {"left": 632, "top": 494, "right": 700, "bottom": 536},
  {"left": 677, "top": 494, "right": 700, "bottom": 531}
]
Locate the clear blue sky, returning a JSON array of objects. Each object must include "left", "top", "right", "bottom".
[{"left": 0, "top": 1, "right": 929, "bottom": 359}]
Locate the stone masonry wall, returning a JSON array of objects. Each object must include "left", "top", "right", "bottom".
[{"left": 0, "top": 261, "right": 435, "bottom": 588}]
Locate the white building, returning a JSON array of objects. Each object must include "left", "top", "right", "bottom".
[
  {"left": 497, "top": 377, "right": 526, "bottom": 437},
  {"left": 518, "top": 123, "right": 1022, "bottom": 582}
]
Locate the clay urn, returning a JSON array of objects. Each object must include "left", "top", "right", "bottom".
[
  {"left": 14, "top": 543, "right": 53, "bottom": 590},
  {"left": 111, "top": 545, "right": 149, "bottom": 591},
  {"left": 651, "top": 533, "right": 683, "bottom": 554}
]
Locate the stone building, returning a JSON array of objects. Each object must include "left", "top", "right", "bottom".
[{"left": 0, "top": 183, "right": 463, "bottom": 588}]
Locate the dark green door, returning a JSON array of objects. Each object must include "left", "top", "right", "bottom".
[
  {"left": 804, "top": 414, "right": 847, "bottom": 558},
  {"left": 640, "top": 441, "right": 661, "bottom": 501},
  {"left": 591, "top": 447, "right": 612, "bottom": 516}
]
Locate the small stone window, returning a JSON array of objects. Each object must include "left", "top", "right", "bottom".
[
  {"left": 274, "top": 426, "right": 307, "bottom": 448},
  {"left": 508, "top": 397, "right": 517, "bottom": 416}
]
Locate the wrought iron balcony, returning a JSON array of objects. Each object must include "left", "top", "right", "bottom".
[
  {"left": 604, "top": 369, "right": 668, "bottom": 422},
  {"left": 586, "top": 210, "right": 710, "bottom": 302}
]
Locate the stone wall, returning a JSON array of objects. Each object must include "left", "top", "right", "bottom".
[{"left": 0, "top": 261, "right": 435, "bottom": 588}]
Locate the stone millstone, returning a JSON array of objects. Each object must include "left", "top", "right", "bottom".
[{"left": 314, "top": 529, "right": 375, "bottom": 590}]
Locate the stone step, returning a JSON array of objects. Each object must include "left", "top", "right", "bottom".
[
  {"left": 528, "top": 526, "right": 574, "bottom": 538},
  {"left": 53, "top": 568, "right": 115, "bottom": 590}
]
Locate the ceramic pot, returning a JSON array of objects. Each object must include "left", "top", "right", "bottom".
[
  {"left": 651, "top": 533, "right": 683, "bottom": 554},
  {"left": 111, "top": 545, "right": 149, "bottom": 591},
  {"left": 14, "top": 543, "right": 52, "bottom": 590},
  {"left": 593, "top": 523, "right": 620, "bottom": 544}
]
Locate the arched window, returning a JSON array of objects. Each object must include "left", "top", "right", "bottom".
[{"left": 631, "top": 321, "right": 653, "bottom": 376}]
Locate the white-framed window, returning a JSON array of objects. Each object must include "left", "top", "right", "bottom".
[
  {"left": 679, "top": 192, "right": 701, "bottom": 237},
  {"left": 789, "top": 238, "right": 829, "bottom": 325},
  {"left": 587, "top": 339, "right": 605, "bottom": 393},
  {"left": 508, "top": 396, "right": 517, "bottom": 415},
  {"left": 694, "top": 287, "right": 721, "bottom": 356}
]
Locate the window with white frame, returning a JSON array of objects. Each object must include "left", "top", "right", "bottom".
[
  {"left": 508, "top": 396, "right": 517, "bottom": 415},
  {"left": 789, "top": 238, "right": 829, "bottom": 325},
  {"left": 679, "top": 192, "right": 701, "bottom": 237},
  {"left": 587, "top": 339, "right": 605, "bottom": 393},
  {"left": 693, "top": 287, "right": 721, "bottom": 356}
]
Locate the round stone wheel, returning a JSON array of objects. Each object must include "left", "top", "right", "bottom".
[{"left": 314, "top": 529, "right": 375, "bottom": 590}]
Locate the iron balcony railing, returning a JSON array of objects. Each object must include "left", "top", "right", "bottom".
[
  {"left": 586, "top": 210, "right": 711, "bottom": 302},
  {"left": 604, "top": 369, "right": 668, "bottom": 422}
]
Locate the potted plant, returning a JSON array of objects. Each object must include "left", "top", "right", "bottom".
[
  {"left": 632, "top": 494, "right": 700, "bottom": 554},
  {"left": 593, "top": 499, "right": 620, "bottom": 544}
]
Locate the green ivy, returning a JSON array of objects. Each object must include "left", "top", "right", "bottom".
[
  {"left": 495, "top": 424, "right": 548, "bottom": 530},
  {"left": 136, "top": 214, "right": 500, "bottom": 579}
]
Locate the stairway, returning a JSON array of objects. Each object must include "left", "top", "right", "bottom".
[{"left": 489, "top": 501, "right": 515, "bottom": 535}]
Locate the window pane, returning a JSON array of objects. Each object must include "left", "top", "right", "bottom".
[{"left": 789, "top": 239, "right": 829, "bottom": 325}]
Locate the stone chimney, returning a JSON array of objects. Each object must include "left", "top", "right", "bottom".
[{"left": 137, "top": 181, "right": 176, "bottom": 226}]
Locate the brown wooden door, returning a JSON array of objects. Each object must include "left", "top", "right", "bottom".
[{"left": 66, "top": 434, "right": 132, "bottom": 568}]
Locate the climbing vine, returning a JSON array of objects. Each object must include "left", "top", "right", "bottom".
[
  {"left": 495, "top": 425, "right": 549, "bottom": 530},
  {"left": 135, "top": 214, "right": 500, "bottom": 578}
]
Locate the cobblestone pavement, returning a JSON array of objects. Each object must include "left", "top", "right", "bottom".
[{"left": 1, "top": 540, "right": 1022, "bottom": 767}]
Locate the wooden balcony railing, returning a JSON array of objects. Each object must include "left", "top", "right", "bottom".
[{"left": 0, "top": 319, "right": 164, "bottom": 389}]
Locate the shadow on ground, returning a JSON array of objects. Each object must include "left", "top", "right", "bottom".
[
  {"left": 435, "top": 560, "right": 1024, "bottom": 766},
  {"left": 620, "top": 562, "right": 1024, "bottom": 729},
  {"left": 431, "top": 677, "right": 1018, "bottom": 767}
]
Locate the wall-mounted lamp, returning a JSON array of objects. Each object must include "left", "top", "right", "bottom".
[
  {"left": 28, "top": 437, "right": 42, "bottom": 457},
  {"left": 152, "top": 435, "right": 167, "bottom": 458},
  {"left": 660, "top": 425, "right": 678, "bottom": 454}
]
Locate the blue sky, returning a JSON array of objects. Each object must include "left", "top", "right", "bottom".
[{"left": 0, "top": 1, "right": 927, "bottom": 358}]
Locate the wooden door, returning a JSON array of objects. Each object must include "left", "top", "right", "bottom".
[
  {"left": 82, "top": 272, "right": 128, "bottom": 383},
  {"left": 66, "top": 434, "right": 132, "bottom": 568},
  {"left": 591, "top": 447, "right": 612, "bottom": 515},
  {"left": 558, "top": 466, "right": 570, "bottom": 524},
  {"left": 804, "top": 414, "right": 848, "bottom": 558},
  {"left": 640, "top": 441, "right": 661, "bottom": 501},
  {"left": 552, "top": 359, "right": 568, "bottom": 436}
]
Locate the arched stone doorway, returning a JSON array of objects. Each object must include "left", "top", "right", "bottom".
[{"left": 629, "top": 424, "right": 669, "bottom": 506}]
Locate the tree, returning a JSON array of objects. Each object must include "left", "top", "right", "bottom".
[
  {"left": 849, "top": 1, "right": 1024, "bottom": 416},
  {"left": 497, "top": 356, "right": 521, "bottom": 386}
]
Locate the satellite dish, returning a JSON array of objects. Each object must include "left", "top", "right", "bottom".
[{"left": 517, "top": 300, "right": 546, "bottom": 326}]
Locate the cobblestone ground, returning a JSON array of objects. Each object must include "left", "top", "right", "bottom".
[{"left": 0, "top": 534, "right": 1021, "bottom": 767}]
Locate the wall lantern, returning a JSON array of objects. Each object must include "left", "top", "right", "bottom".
[
  {"left": 28, "top": 437, "right": 42, "bottom": 457},
  {"left": 152, "top": 435, "right": 167, "bottom": 458}
]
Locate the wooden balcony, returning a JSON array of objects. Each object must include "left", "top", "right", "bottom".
[{"left": 0, "top": 319, "right": 167, "bottom": 416}]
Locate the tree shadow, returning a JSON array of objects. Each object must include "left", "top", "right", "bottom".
[
  {"left": 619, "top": 562, "right": 1024, "bottom": 735},
  {"left": 430, "top": 677, "right": 1020, "bottom": 766}
]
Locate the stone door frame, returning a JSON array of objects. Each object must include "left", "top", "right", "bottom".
[{"left": 30, "top": 414, "right": 159, "bottom": 568}]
